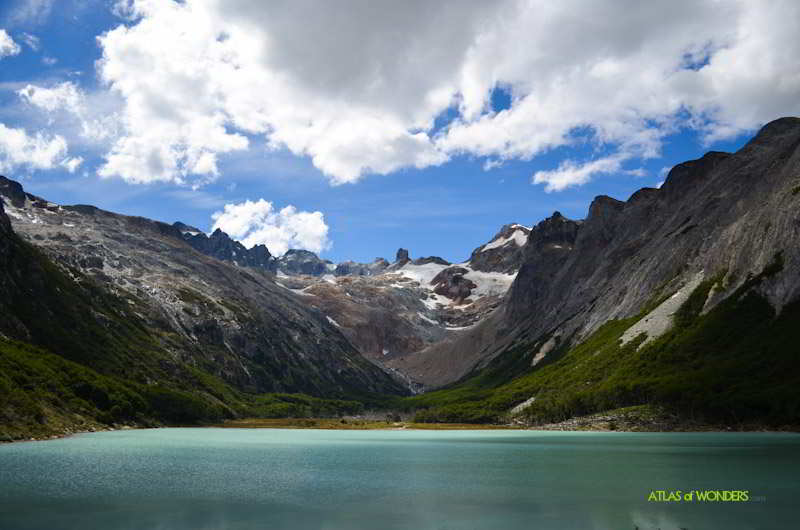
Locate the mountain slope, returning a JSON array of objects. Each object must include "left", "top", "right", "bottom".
[
  {"left": 0, "top": 181, "right": 408, "bottom": 439},
  {"left": 267, "top": 242, "right": 524, "bottom": 388},
  {"left": 398, "top": 117, "right": 800, "bottom": 425}
]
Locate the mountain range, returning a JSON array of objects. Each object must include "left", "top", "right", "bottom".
[{"left": 1, "top": 117, "right": 799, "bottom": 439}]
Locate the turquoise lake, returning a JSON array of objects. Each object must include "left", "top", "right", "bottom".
[{"left": 0, "top": 428, "right": 798, "bottom": 529}]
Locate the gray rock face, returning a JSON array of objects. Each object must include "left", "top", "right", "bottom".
[
  {"left": 412, "top": 256, "right": 451, "bottom": 266},
  {"left": 431, "top": 266, "right": 477, "bottom": 303},
  {"left": 0, "top": 181, "right": 407, "bottom": 397},
  {"left": 272, "top": 226, "right": 527, "bottom": 389},
  {"left": 0, "top": 176, "right": 26, "bottom": 208},
  {"left": 468, "top": 223, "right": 532, "bottom": 273},
  {"left": 389, "top": 117, "right": 800, "bottom": 388},
  {"left": 277, "top": 249, "right": 332, "bottom": 276},
  {"left": 334, "top": 258, "right": 390, "bottom": 276},
  {"left": 395, "top": 248, "right": 410, "bottom": 264},
  {"left": 177, "top": 224, "right": 277, "bottom": 271},
  {"left": 0, "top": 188, "right": 10, "bottom": 234}
]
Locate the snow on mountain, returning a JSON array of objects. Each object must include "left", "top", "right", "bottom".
[{"left": 480, "top": 227, "right": 529, "bottom": 251}]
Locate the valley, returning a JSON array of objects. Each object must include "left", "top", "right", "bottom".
[{"left": 2, "top": 118, "right": 800, "bottom": 441}]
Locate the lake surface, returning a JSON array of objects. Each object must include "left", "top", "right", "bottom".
[{"left": 0, "top": 429, "right": 798, "bottom": 530}]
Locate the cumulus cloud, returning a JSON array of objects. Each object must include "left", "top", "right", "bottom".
[
  {"left": 211, "top": 199, "right": 331, "bottom": 255},
  {"left": 50, "top": 1, "right": 800, "bottom": 188},
  {"left": 18, "top": 82, "right": 83, "bottom": 114},
  {"left": 17, "top": 82, "right": 121, "bottom": 142},
  {"left": 0, "top": 122, "right": 80, "bottom": 173},
  {"left": 533, "top": 155, "right": 628, "bottom": 192},
  {"left": 0, "top": 29, "right": 21, "bottom": 58}
]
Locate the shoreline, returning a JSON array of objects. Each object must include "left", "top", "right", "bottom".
[{"left": 4, "top": 412, "right": 798, "bottom": 444}]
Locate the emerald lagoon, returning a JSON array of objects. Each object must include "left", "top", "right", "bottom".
[{"left": 1, "top": 429, "right": 797, "bottom": 529}]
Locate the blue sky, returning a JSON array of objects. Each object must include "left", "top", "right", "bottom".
[{"left": 0, "top": 0, "right": 796, "bottom": 263}]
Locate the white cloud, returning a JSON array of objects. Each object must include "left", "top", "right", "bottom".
[
  {"left": 532, "top": 154, "right": 628, "bottom": 192},
  {"left": 624, "top": 168, "right": 647, "bottom": 177},
  {"left": 20, "top": 32, "right": 39, "bottom": 51},
  {"left": 17, "top": 82, "right": 120, "bottom": 142},
  {"left": 0, "top": 29, "right": 21, "bottom": 58},
  {"left": 0, "top": 122, "right": 72, "bottom": 173},
  {"left": 20, "top": 1, "right": 800, "bottom": 188},
  {"left": 482, "top": 159, "right": 504, "bottom": 171},
  {"left": 211, "top": 199, "right": 331, "bottom": 255},
  {"left": 18, "top": 82, "right": 82, "bottom": 114},
  {"left": 4, "top": 0, "right": 54, "bottom": 26},
  {"left": 61, "top": 156, "right": 83, "bottom": 173}
]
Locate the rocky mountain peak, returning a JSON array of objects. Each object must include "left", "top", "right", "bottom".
[
  {"left": 173, "top": 221, "right": 203, "bottom": 233},
  {"left": 530, "top": 212, "right": 580, "bottom": 244},
  {"left": 745, "top": 116, "right": 800, "bottom": 146},
  {"left": 277, "top": 249, "right": 331, "bottom": 276},
  {"left": 176, "top": 223, "right": 275, "bottom": 271},
  {"left": 626, "top": 187, "right": 660, "bottom": 205},
  {"left": 412, "top": 256, "right": 450, "bottom": 266},
  {"left": 468, "top": 223, "right": 531, "bottom": 273},
  {"left": 587, "top": 195, "right": 625, "bottom": 222},
  {"left": 0, "top": 175, "right": 26, "bottom": 208},
  {"left": 333, "top": 257, "right": 390, "bottom": 277},
  {"left": 396, "top": 248, "right": 410, "bottom": 263},
  {"left": 660, "top": 151, "right": 731, "bottom": 200}
]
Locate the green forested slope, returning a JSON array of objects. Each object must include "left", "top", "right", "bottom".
[{"left": 0, "top": 203, "right": 369, "bottom": 440}]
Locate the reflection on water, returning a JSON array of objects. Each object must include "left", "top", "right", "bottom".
[{"left": 0, "top": 429, "right": 797, "bottom": 529}]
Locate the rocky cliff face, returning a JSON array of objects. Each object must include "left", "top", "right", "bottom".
[
  {"left": 267, "top": 238, "right": 524, "bottom": 389},
  {"left": 177, "top": 223, "right": 276, "bottom": 271},
  {"left": 277, "top": 249, "right": 333, "bottom": 276},
  {"left": 468, "top": 223, "right": 532, "bottom": 273},
  {"left": 390, "top": 117, "right": 800, "bottom": 388},
  {"left": 334, "top": 258, "right": 389, "bottom": 276},
  {"left": 0, "top": 177, "right": 406, "bottom": 397},
  {"left": 504, "top": 118, "right": 800, "bottom": 349}
]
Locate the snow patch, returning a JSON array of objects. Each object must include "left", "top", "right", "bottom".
[
  {"left": 391, "top": 261, "right": 516, "bottom": 310},
  {"left": 275, "top": 281, "right": 314, "bottom": 296},
  {"left": 417, "top": 312, "right": 438, "bottom": 325},
  {"left": 510, "top": 397, "right": 536, "bottom": 415},
  {"left": 422, "top": 292, "right": 452, "bottom": 310},
  {"left": 462, "top": 269, "right": 517, "bottom": 298},
  {"left": 326, "top": 315, "right": 341, "bottom": 327},
  {"left": 620, "top": 271, "right": 706, "bottom": 348},
  {"left": 480, "top": 229, "right": 528, "bottom": 251},
  {"left": 4, "top": 207, "right": 24, "bottom": 220},
  {"left": 394, "top": 262, "right": 449, "bottom": 285},
  {"left": 532, "top": 335, "right": 558, "bottom": 366}
]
